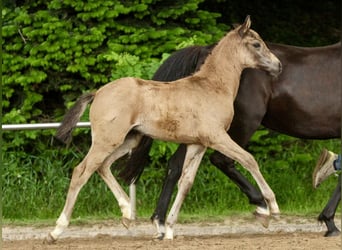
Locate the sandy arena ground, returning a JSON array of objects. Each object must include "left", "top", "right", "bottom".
[{"left": 2, "top": 215, "right": 341, "bottom": 250}]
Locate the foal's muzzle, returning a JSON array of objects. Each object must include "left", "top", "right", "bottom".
[
  {"left": 270, "top": 62, "right": 282, "bottom": 77},
  {"left": 265, "top": 60, "right": 282, "bottom": 77}
]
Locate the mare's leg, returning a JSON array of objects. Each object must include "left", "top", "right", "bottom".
[
  {"left": 318, "top": 174, "right": 341, "bottom": 237},
  {"left": 151, "top": 144, "right": 187, "bottom": 239},
  {"left": 164, "top": 144, "right": 206, "bottom": 239},
  {"left": 118, "top": 135, "right": 154, "bottom": 184},
  {"left": 209, "top": 131, "right": 279, "bottom": 217}
]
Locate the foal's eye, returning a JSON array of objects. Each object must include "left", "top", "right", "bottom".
[{"left": 252, "top": 42, "right": 261, "bottom": 48}]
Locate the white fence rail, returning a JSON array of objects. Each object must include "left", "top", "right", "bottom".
[
  {"left": 2, "top": 122, "right": 136, "bottom": 219},
  {"left": 2, "top": 122, "right": 91, "bottom": 130}
]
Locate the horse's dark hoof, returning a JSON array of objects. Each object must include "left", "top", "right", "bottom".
[
  {"left": 121, "top": 217, "right": 131, "bottom": 229},
  {"left": 253, "top": 211, "right": 270, "bottom": 228},
  {"left": 324, "top": 229, "right": 341, "bottom": 237}
]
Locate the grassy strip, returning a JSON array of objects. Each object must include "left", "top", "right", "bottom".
[{"left": 2, "top": 135, "right": 340, "bottom": 222}]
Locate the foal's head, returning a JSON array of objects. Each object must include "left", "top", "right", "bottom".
[{"left": 234, "top": 16, "right": 282, "bottom": 77}]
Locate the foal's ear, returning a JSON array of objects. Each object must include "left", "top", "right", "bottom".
[{"left": 238, "top": 15, "right": 251, "bottom": 38}]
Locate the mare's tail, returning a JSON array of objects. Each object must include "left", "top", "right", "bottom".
[
  {"left": 56, "top": 92, "right": 95, "bottom": 144},
  {"left": 117, "top": 135, "right": 153, "bottom": 184}
]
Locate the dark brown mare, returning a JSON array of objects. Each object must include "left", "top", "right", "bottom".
[{"left": 119, "top": 41, "right": 341, "bottom": 237}]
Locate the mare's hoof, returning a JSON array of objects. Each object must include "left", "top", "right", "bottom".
[
  {"left": 43, "top": 233, "right": 56, "bottom": 244},
  {"left": 325, "top": 229, "right": 341, "bottom": 237},
  {"left": 253, "top": 211, "right": 270, "bottom": 228},
  {"left": 121, "top": 217, "right": 131, "bottom": 229}
]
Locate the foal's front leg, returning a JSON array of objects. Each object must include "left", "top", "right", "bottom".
[
  {"left": 209, "top": 131, "right": 280, "bottom": 218},
  {"left": 151, "top": 144, "right": 187, "bottom": 239},
  {"left": 163, "top": 144, "right": 206, "bottom": 239},
  {"left": 210, "top": 151, "right": 269, "bottom": 226}
]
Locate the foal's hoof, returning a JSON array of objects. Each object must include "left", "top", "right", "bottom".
[
  {"left": 253, "top": 211, "right": 270, "bottom": 228},
  {"left": 271, "top": 213, "right": 281, "bottom": 220},
  {"left": 121, "top": 217, "right": 131, "bottom": 229},
  {"left": 153, "top": 232, "right": 165, "bottom": 240},
  {"left": 164, "top": 226, "right": 174, "bottom": 240},
  {"left": 43, "top": 233, "right": 56, "bottom": 244}
]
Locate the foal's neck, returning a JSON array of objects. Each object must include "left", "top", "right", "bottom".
[{"left": 194, "top": 32, "right": 244, "bottom": 98}]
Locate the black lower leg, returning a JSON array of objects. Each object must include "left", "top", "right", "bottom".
[
  {"left": 210, "top": 151, "right": 267, "bottom": 208},
  {"left": 151, "top": 144, "right": 187, "bottom": 224},
  {"left": 318, "top": 174, "right": 341, "bottom": 237}
]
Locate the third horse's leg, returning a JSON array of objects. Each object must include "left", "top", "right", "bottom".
[{"left": 318, "top": 174, "right": 341, "bottom": 237}]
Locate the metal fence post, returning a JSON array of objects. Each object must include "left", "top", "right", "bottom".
[{"left": 129, "top": 184, "right": 136, "bottom": 220}]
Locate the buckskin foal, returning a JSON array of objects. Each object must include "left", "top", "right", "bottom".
[{"left": 46, "top": 16, "right": 281, "bottom": 242}]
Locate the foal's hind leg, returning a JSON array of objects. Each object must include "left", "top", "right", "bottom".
[
  {"left": 45, "top": 144, "right": 116, "bottom": 243},
  {"left": 96, "top": 133, "right": 143, "bottom": 228}
]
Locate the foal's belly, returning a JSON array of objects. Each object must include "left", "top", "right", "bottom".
[
  {"left": 135, "top": 119, "right": 200, "bottom": 144},
  {"left": 134, "top": 112, "right": 227, "bottom": 145}
]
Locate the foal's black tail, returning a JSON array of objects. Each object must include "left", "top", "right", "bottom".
[
  {"left": 117, "top": 44, "right": 214, "bottom": 184},
  {"left": 55, "top": 92, "right": 95, "bottom": 144}
]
